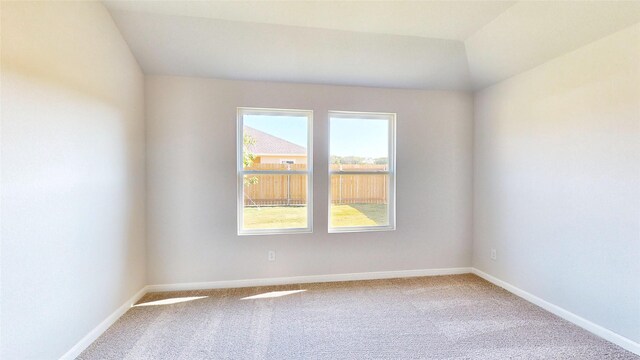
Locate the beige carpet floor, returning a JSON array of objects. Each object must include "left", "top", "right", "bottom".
[{"left": 79, "top": 274, "right": 639, "bottom": 359}]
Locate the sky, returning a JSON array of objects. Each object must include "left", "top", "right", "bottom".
[{"left": 244, "top": 114, "right": 388, "bottom": 158}]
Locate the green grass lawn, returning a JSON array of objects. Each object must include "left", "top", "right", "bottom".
[
  {"left": 243, "top": 203, "right": 387, "bottom": 229},
  {"left": 243, "top": 206, "right": 308, "bottom": 229},
  {"left": 330, "top": 203, "right": 388, "bottom": 227}
]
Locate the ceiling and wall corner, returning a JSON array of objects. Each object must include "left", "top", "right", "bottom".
[
  {"left": 465, "top": 1, "right": 640, "bottom": 89},
  {"left": 103, "top": 0, "right": 640, "bottom": 91}
]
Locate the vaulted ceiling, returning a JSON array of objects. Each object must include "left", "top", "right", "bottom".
[{"left": 104, "top": 1, "right": 640, "bottom": 91}]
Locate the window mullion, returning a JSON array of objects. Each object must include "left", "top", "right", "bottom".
[
  {"left": 329, "top": 171, "right": 390, "bottom": 175},
  {"left": 241, "top": 170, "right": 309, "bottom": 175}
]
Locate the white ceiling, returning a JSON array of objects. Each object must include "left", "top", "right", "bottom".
[
  {"left": 103, "top": 1, "right": 516, "bottom": 41},
  {"left": 104, "top": 1, "right": 640, "bottom": 91}
]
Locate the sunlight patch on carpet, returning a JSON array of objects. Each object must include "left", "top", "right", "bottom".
[
  {"left": 134, "top": 296, "right": 208, "bottom": 307},
  {"left": 242, "top": 290, "right": 307, "bottom": 300}
]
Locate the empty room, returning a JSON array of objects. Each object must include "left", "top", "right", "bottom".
[{"left": 1, "top": 0, "right": 639, "bottom": 359}]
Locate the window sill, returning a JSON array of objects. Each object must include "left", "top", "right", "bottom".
[
  {"left": 238, "top": 228, "right": 313, "bottom": 236},
  {"left": 328, "top": 225, "right": 396, "bottom": 234}
]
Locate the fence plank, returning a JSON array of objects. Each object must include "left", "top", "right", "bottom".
[{"left": 244, "top": 164, "right": 388, "bottom": 206}]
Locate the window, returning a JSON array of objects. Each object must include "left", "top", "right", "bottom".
[
  {"left": 329, "top": 111, "right": 396, "bottom": 232},
  {"left": 237, "top": 108, "right": 313, "bottom": 235}
]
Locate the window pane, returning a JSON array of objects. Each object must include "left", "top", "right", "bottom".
[
  {"left": 243, "top": 114, "right": 308, "bottom": 171},
  {"left": 243, "top": 174, "right": 308, "bottom": 229},
  {"left": 330, "top": 174, "right": 389, "bottom": 227},
  {"left": 330, "top": 116, "right": 388, "bottom": 171}
]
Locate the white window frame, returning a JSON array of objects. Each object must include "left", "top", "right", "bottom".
[
  {"left": 237, "top": 107, "right": 313, "bottom": 235},
  {"left": 328, "top": 111, "right": 396, "bottom": 233}
]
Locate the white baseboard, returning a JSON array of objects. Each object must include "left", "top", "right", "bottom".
[
  {"left": 62, "top": 267, "right": 639, "bottom": 358},
  {"left": 471, "top": 268, "right": 640, "bottom": 356},
  {"left": 59, "top": 286, "right": 149, "bottom": 360},
  {"left": 146, "top": 267, "right": 472, "bottom": 292}
]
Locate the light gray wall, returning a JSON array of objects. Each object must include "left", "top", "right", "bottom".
[
  {"left": 1, "top": 2, "right": 146, "bottom": 358},
  {"left": 473, "top": 24, "right": 640, "bottom": 342},
  {"left": 145, "top": 76, "right": 473, "bottom": 285}
]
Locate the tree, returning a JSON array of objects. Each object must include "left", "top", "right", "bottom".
[
  {"left": 330, "top": 155, "right": 343, "bottom": 164},
  {"left": 243, "top": 134, "right": 258, "bottom": 185},
  {"left": 373, "top": 157, "right": 388, "bottom": 165}
]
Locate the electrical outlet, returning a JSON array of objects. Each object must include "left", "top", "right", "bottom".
[
  {"left": 490, "top": 249, "right": 497, "bottom": 261},
  {"left": 268, "top": 250, "right": 276, "bottom": 262}
]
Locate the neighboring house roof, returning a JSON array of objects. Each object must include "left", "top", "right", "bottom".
[{"left": 244, "top": 126, "right": 306, "bottom": 155}]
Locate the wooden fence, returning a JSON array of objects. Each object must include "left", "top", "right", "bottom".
[{"left": 243, "top": 164, "right": 388, "bottom": 206}]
